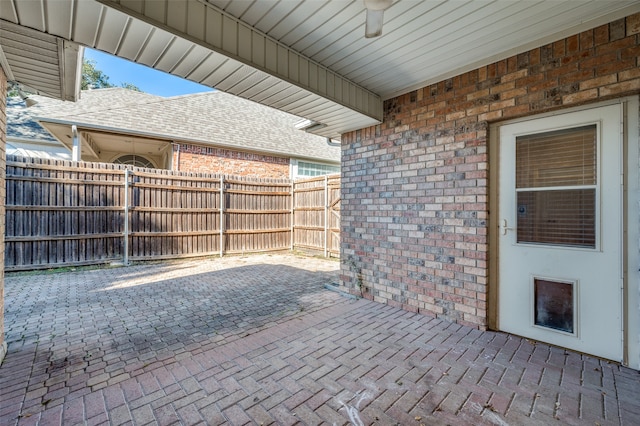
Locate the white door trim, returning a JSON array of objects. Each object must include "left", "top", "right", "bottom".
[{"left": 489, "top": 97, "right": 640, "bottom": 369}]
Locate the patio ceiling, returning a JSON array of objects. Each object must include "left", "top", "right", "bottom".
[
  {"left": 2, "top": 0, "right": 640, "bottom": 139},
  {"left": 0, "top": 20, "right": 81, "bottom": 101}
]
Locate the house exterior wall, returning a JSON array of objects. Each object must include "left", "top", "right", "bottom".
[
  {"left": 340, "top": 13, "right": 640, "bottom": 330},
  {"left": 172, "top": 143, "right": 290, "bottom": 178},
  {"left": 0, "top": 68, "right": 7, "bottom": 365}
]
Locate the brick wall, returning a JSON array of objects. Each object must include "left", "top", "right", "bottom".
[
  {"left": 0, "top": 68, "right": 6, "bottom": 364},
  {"left": 340, "top": 13, "right": 640, "bottom": 329},
  {"left": 173, "top": 143, "right": 290, "bottom": 179}
]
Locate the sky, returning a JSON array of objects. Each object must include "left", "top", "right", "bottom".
[{"left": 84, "top": 48, "right": 213, "bottom": 97}]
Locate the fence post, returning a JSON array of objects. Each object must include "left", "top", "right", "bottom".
[
  {"left": 324, "top": 174, "right": 328, "bottom": 258},
  {"left": 220, "top": 176, "right": 224, "bottom": 257},
  {"left": 123, "top": 169, "right": 130, "bottom": 265},
  {"left": 290, "top": 181, "right": 294, "bottom": 251}
]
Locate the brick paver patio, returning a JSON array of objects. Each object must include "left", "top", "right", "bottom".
[{"left": 0, "top": 253, "right": 639, "bottom": 425}]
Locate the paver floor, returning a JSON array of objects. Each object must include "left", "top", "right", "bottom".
[{"left": 1, "top": 253, "right": 639, "bottom": 425}]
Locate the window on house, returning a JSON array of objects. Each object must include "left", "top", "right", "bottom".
[
  {"left": 296, "top": 161, "right": 340, "bottom": 177},
  {"left": 114, "top": 154, "right": 155, "bottom": 169}
]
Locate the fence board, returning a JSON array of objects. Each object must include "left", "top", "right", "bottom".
[
  {"left": 6, "top": 156, "right": 126, "bottom": 270},
  {"left": 293, "top": 174, "right": 340, "bottom": 257},
  {"left": 5, "top": 155, "right": 340, "bottom": 270}
]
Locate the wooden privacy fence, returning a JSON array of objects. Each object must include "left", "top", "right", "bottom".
[
  {"left": 293, "top": 174, "right": 340, "bottom": 257},
  {"left": 5, "top": 156, "right": 340, "bottom": 271}
]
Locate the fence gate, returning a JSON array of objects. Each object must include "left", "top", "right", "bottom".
[{"left": 292, "top": 174, "right": 340, "bottom": 258}]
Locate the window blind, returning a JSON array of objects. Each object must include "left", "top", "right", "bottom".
[{"left": 515, "top": 125, "right": 597, "bottom": 248}]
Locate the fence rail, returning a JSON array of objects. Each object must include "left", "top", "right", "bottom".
[{"left": 5, "top": 156, "right": 340, "bottom": 271}]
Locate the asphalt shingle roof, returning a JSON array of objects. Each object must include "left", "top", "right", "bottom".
[
  {"left": 6, "top": 97, "right": 58, "bottom": 142},
  {"left": 30, "top": 88, "right": 340, "bottom": 162}
]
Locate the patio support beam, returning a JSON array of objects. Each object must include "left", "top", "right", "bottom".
[
  {"left": 324, "top": 175, "right": 328, "bottom": 258},
  {"left": 290, "top": 182, "right": 294, "bottom": 251},
  {"left": 71, "top": 125, "right": 80, "bottom": 161},
  {"left": 219, "top": 176, "right": 224, "bottom": 258},
  {"left": 94, "top": 0, "right": 383, "bottom": 138},
  {"left": 123, "top": 169, "right": 130, "bottom": 265}
]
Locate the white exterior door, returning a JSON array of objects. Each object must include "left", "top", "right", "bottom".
[{"left": 498, "top": 104, "right": 623, "bottom": 361}]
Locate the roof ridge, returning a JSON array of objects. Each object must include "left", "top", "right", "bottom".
[
  {"left": 163, "top": 90, "right": 217, "bottom": 101},
  {"left": 118, "top": 90, "right": 219, "bottom": 109},
  {"left": 37, "top": 88, "right": 164, "bottom": 119}
]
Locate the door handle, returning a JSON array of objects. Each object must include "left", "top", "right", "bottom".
[{"left": 500, "top": 219, "right": 515, "bottom": 235}]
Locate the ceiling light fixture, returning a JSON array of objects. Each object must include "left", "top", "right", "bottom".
[
  {"left": 364, "top": 0, "right": 393, "bottom": 38},
  {"left": 8, "top": 81, "right": 38, "bottom": 108},
  {"left": 9, "top": 81, "right": 38, "bottom": 107},
  {"left": 21, "top": 92, "right": 38, "bottom": 107}
]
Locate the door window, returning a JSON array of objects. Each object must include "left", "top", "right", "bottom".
[{"left": 515, "top": 125, "right": 597, "bottom": 248}]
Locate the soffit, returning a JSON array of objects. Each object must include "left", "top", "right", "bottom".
[
  {"left": 207, "top": 0, "right": 640, "bottom": 100},
  {"left": 42, "top": 121, "right": 167, "bottom": 161},
  {"left": 0, "top": 19, "right": 81, "bottom": 101}
]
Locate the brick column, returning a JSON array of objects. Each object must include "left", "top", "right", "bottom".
[{"left": 0, "top": 68, "right": 6, "bottom": 365}]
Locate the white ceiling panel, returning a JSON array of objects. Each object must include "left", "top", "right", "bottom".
[
  {"left": 0, "top": 1, "right": 18, "bottom": 22},
  {"left": 0, "top": 19, "right": 81, "bottom": 101},
  {"left": 250, "top": 1, "right": 306, "bottom": 35},
  {"left": 238, "top": 75, "right": 287, "bottom": 100},
  {"left": 113, "top": 18, "right": 152, "bottom": 61},
  {"left": 268, "top": 90, "right": 314, "bottom": 113},
  {"left": 184, "top": 53, "right": 226, "bottom": 82},
  {"left": 265, "top": 1, "right": 329, "bottom": 42},
  {"left": 169, "top": 44, "right": 212, "bottom": 78},
  {"left": 134, "top": 30, "right": 175, "bottom": 67},
  {"left": 290, "top": 3, "right": 362, "bottom": 59},
  {"left": 44, "top": 0, "right": 74, "bottom": 39},
  {"left": 352, "top": 2, "right": 532, "bottom": 88},
  {"left": 247, "top": 79, "right": 291, "bottom": 104},
  {"left": 200, "top": 59, "right": 244, "bottom": 87},
  {"left": 214, "top": 65, "right": 259, "bottom": 91},
  {"left": 368, "top": 0, "right": 631, "bottom": 96},
  {"left": 286, "top": 96, "right": 332, "bottom": 117},
  {"left": 280, "top": 1, "right": 356, "bottom": 48},
  {"left": 328, "top": 1, "right": 487, "bottom": 74},
  {"left": 208, "top": 0, "right": 640, "bottom": 100},
  {"left": 229, "top": 71, "right": 270, "bottom": 96},
  {"left": 153, "top": 37, "right": 195, "bottom": 73},
  {"left": 94, "top": 10, "right": 130, "bottom": 54},
  {"left": 212, "top": 0, "right": 253, "bottom": 22},
  {"left": 11, "top": 0, "right": 45, "bottom": 31},
  {"left": 72, "top": 0, "right": 105, "bottom": 47}
]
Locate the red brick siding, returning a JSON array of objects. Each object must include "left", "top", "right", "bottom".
[
  {"left": 0, "top": 68, "right": 6, "bottom": 358},
  {"left": 172, "top": 143, "right": 290, "bottom": 178},
  {"left": 341, "top": 14, "right": 640, "bottom": 329}
]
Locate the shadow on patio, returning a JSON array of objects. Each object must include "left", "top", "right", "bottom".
[{"left": 0, "top": 253, "right": 639, "bottom": 425}]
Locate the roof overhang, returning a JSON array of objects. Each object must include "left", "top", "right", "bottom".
[
  {"left": 37, "top": 119, "right": 173, "bottom": 161},
  {"left": 1, "top": 0, "right": 382, "bottom": 140},
  {"left": 4, "top": 1, "right": 640, "bottom": 138},
  {"left": 93, "top": 0, "right": 383, "bottom": 140},
  {"left": 0, "top": 19, "right": 82, "bottom": 102},
  {"left": 37, "top": 117, "right": 339, "bottom": 164}
]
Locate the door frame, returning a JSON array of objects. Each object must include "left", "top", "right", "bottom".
[{"left": 489, "top": 97, "right": 640, "bottom": 369}]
